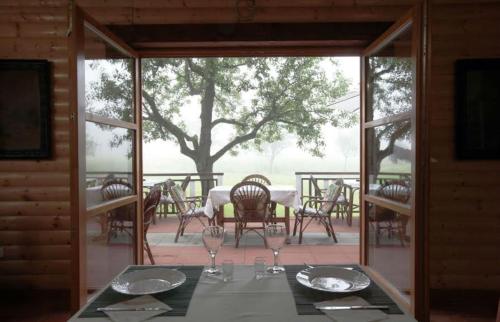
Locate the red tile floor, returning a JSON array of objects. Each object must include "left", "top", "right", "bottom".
[{"left": 145, "top": 215, "right": 360, "bottom": 266}]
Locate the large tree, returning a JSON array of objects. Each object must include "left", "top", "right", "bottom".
[
  {"left": 88, "top": 57, "right": 354, "bottom": 194},
  {"left": 366, "top": 56, "right": 413, "bottom": 179}
]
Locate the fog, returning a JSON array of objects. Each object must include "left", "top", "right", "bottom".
[{"left": 142, "top": 57, "right": 361, "bottom": 184}]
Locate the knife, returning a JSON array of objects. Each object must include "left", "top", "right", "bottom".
[
  {"left": 97, "top": 307, "right": 167, "bottom": 312},
  {"left": 315, "top": 305, "right": 389, "bottom": 310}
]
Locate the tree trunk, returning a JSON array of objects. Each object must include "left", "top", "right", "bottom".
[{"left": 195, "top": 160, "right": 215, "bottom": 202}]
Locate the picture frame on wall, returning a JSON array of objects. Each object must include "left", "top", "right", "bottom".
[
  {"left": 455, "top": 59, "right": 500, "bottom": 159},
  {"left": 0, "top": 60, "right": 51, "bottom": 159}
]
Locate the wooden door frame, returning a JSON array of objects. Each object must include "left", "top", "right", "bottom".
[
  {"left": 69, "top": 5, "right": 428, "bottom": 319},
  {"left": 69, "top": 5, "right": 143, "bottom": 311},
  {"left": 359, "top": 4, "right": 428, "bottom": 320}
]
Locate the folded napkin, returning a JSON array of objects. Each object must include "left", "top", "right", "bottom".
[
  {"left": 314, "top": 296, "right": 388, "bottom": 322},
  {"left": 103, "top": 295, "right": 172, "bottom": 322}
]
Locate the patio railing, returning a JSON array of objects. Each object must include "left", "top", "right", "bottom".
[
  {"left": 295, "top": 171, "right": 411, "bottom": 214},
  {"left": 86, "top": 171, "right": 224, "bottom": 198}
]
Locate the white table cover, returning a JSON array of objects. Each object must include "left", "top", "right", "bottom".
[
  {"left": 344, "top": 180, "right": 381, "bottom": 194},
  {"left": 69, "top": 265, "right": 416, "bottom": 322},
  {"left": 204, "top": 185, "right": 301, "bottom": 219}
]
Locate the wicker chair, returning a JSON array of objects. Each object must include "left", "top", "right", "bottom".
[
  {"left": 158, "top": 176, "right": 191, "bottom": 219},
  {"left": 242, "top": 174, "right": 272, "bottom": 186},
  {"left": 242, "top": 174, "right": 277, "bottom": 220},
  {"left": 370, "top": 180, "right": 411, "bottom": 246},
  {"left": 230, "top": 181, "right": 272, "bottom": 248},
  {"left": 166, "top": 179, "right": 211, "bottom": 243},
  {"left": 310, "top": 176, "right": 349, "bottom": 222},
  {"left": 101, "top": 179, "right": 134, "bottom": 242},
  {"left": 143, "top": 187, "right": 161, "bottom": 264},
  {"left": 293, "top": 180, "right": 343, "bottom": 244}
]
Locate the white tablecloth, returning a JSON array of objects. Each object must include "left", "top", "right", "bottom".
[
  {"left": 69, "top": 265, "right": 416, "bottom": 322},
  {"left": 204, "top": 185, "right": 301, "bottom": 219},
  {"left": 344, "top": 180, "right": 381, "bottom": 194}
]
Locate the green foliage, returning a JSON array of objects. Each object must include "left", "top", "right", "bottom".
[{"left": 87, "top": 57, "right": 353, "bottom": 170}]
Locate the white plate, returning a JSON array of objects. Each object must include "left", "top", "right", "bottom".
[
  {"left": 111, "top": 268, "right": 186, "bottom": 295},
  {"left": 296, "top": 266, "right": 370, "bottom": 293}
]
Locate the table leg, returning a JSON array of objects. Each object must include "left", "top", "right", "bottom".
[
  {"left": 216, "top": 205, "right": 224, "bottom": 227},
  {"left": 285, "top": 206, "right": 291, "bottom": 244},
  {"left": 284, "top": 207, "right": 290, "bottom": 235},
  {"left": 348, "top": 188, "right": 355, "bottom": 227}
]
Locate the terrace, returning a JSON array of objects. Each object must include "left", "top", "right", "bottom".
[{"left": 85, "top": 170, "right": 411, "bottom": 294}]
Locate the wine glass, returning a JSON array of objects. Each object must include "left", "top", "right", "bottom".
[
  {"left": 264, "top": 224, "right": 286, "bottom": 274},
  {"left": 202, "top": 225, "right": 224, "bottom": 275}
]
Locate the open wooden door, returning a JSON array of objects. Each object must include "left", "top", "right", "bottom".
[
  {"left": 360, "top": 7, "right": 426, "bottom": 319},
  {"left": 69, "top": 6, "right": 143, "bottom": 309}
]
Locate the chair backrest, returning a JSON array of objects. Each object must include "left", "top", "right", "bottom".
[
  {"left": 180, "top": 176, "right": 191, "bottom": 192},
  {"left": 310, "top": 176, "right": 324, "bottom": 198},
  {"left": 101, "top": 179, "right": 133, "bottom": 201},
  {"left": 144, "top": 185, "right": 161, "bottom": 210},
  {"left": 166, "top": 179, "right": 188, "bottom": 215},
  {"left": 230, "top": 181, "right": 271, "bottom": 223},
  {"left": 143, "top": 204, "right": 157, "bottom": 233},
  {"left": 242, "top": 174, "right": 272, "bottom": 186},
  {"left": 378, "top": 180, "right": 411, "bottom": 204},
  {"left": 320, "top": 181, "right": 343, "bottom": 214}
]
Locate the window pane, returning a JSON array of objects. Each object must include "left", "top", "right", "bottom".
[
  {"left": 367, "top": 202, "right": 411, "bottom": 302},
  {"left": 86, "top": 121, "right": 134, "bottom": 208},
  {"left": 366, "top": 24, "right": 413, "bottom": 121},
  {"left": 87, "top": 203, "right": 136, "bottom": 292},
  {"left": 84, "top": 26, "right": 134, "bottom": 122},
  {"left": 367, "top": 120, "right": 412, "bottom": 203}
]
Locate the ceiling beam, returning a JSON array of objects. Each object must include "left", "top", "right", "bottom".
[{"left": 108, "top": 22, "right": 391, "bottom": 50}]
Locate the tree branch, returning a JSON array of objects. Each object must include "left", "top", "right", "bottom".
[
  {"left": 184, "top": 61, "right": 202, "bottom": 95},
  {"left": 143, "top": 90, "right": 198, "bottom": 158},
  {"left": 211, "top": 116, "right": 271, "bottom": 162},
  {"left": 186, "top": 59, "right": 206, "bottom": 77},
  {"left": 211, "top": 118, "right": 246, "bottom": 128}
]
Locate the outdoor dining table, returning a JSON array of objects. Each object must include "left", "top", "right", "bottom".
[
  {"left": 69, "top": 264, "right": 416, "bottom": 322},
  {"left": 204, "top": 185, "right": 301, "bottom": 236},
  {"left": 342, "top": 180, "right": 381, "bottom": 227}
]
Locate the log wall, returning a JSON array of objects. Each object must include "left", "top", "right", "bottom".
[
  {"left": 428, "top": 0, "right": 500, "bottom": 290},
  {"left": 2, "top": 0, "right": 498, "bottom": 298},
  {"left": 0, "top": 0, "right": 70, "bottom": 289}
]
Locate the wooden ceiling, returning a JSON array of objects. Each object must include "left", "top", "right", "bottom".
[
  {"left": 77, "top": 0, "right": 418, "bottom": 56},
  {"left": 108, "top": 22, "right": 392, "bottom": 54}
]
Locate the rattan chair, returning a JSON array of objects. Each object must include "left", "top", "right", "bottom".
[
  {"left": 143, "top": 187, "right": 161, "bottom": 264},
  {"left": 242, "top": 174, "right": 272, "bottom": 186},
  {"left": 310, "top": 176, "right": 349, "bottom": 222},
  {"left": 158, "top": 176, "right": 191, "bottom": 219},
  {"left": 230, "top": 181, "right": 271, "bottom": 248},
  {"left": 293, "top": 180, "right": 343, "bottom": 244},
  {"left": 242, "top": 174, "right": 277, "bottom": 220},
  {"left": 370, "top": 180, "right": 411, "bottom": 246},
  {"left": 166, "top": 179, "right": 211, "bottom": 243},
  {"left": 101, "top": 179, "right": 134, "bottom": 242}
]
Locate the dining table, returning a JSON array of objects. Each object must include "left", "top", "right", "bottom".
[
  {"left": 204, "top": 185, "right": 301, "bottom": 236},
  {"left": 69, "top": 264, "right": 416, "bottom": 322},
  {"left": 342, "top": 180, "right": 382, "bottom": 227}
]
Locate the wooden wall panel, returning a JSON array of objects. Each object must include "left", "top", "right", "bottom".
[
  {"left": 0, "top": 2, "right": 70, "bottom": 290},
  {"left": 428, "top": 0, "right": 500, "bottom": 290},
  {"left": 77, "top": 0, "right": 418, "bottom": 25}
]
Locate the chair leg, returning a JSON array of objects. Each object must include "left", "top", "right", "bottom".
[
  {"left": 327, "top": 216, "right": 338, "bottom": 243},
  {"left": 375, "top": 222, "right": 380, "bottom": 246},
  {"left": 397, "top": 219, "right": 405, "bottom": 247},
  {"left": 293, "top": 214, "right": 298, "bottom": 236},
  {"left": 235, "top": 223, "right": 241, "bottom": 248},
  {"left": 175, "top": 218, "right": 184, "bottom": 243},
  {"left": 298, "top": 216, "right": 304, "bottom": 244},
  {"left": 144, "top": 238, "right": 155, "bottom": 265}
]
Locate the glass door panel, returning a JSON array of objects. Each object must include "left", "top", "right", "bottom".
[
  {"left": 362, "top": 11, "right": 420, "bottom": 311},
  {"left": 82, "top": 22, "right": 139, "bottom": 294}
]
